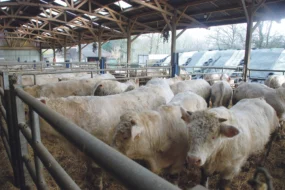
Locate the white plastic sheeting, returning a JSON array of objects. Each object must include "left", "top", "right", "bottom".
[
  {"left": 179, "top": 51, "right": 197, "bottom": 66},
  {"left": 206, "top": 50, "right": 235, "bottom": 74},
  {"left": 272, "top": 49, "right": 285, "bottom": 74},
  {"left": 148, "top": 54, "right": 169, "bottom": 60},
  {"left": 249, "top": 48, "right": 284, "bottom": 78}
]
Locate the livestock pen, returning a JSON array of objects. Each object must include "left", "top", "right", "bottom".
[
  {"left": 0, "top": 62, "right": 285, "bottom": 190},
  {"left": 0, "top": 72, "right": 181, "bottom": 189},
  {"left": 0, "top": 63, "right": 206, "bottom": 190}
]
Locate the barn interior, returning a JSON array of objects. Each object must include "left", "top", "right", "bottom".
[{"left": 0, "top": 0, "right": 285, "bottom": 190}]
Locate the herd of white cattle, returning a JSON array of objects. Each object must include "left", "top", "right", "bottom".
[{"left": 19, "top": 72, "right": 285, "bottom": 189}]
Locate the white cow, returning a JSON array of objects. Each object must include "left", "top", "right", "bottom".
[
  {"left": 168, "top": 91, "right": 207, "bottom": 112},
  {"left": 181, "top": 98, "right": 279, "bottom": 189},
  {"left": 211, "top": 81, "right": 233, "bottom": 108},
  {"left": 21, "top": 72, "right": 102, "bottom": 85},
  {"left": 93, "top": 79, "right": 139, "bottom": 96},
  {"left": 23, "top": 74, "right": 115, "bottom": 98},
  {"left": 112, "top": 90, "right": 207, "bottom": 175},
  {"left": 264, "top": 75, "right": 285, "bottom": 89},
  {"left": 203, "top": 73, "right": 230, "bottom": 85},
  {"left": 170, "top": 79, "right": 211, "bottom": 105},
  {"left": 233, "top": 82, "right": 285, "bottom": 119},
  {"left": 24, "top": 78, "right": 102, "bottom": 98},
  {"left": 39, "top": 78, "right": 174, "bottom": 144},
  {"left": 58, "top": 73, "right": 115, "bottom": 81},
  {"left": 112, "top": 105, "right": 189, "bottom": 175}
]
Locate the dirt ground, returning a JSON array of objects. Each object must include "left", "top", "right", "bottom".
[
  {"left": 0, "top": 139, "right": 19, "bottom": 190},
  {"left": 1, "top": 133, "right": 285, "bottom": 190}
]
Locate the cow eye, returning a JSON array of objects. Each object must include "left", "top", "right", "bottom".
[{"left": 212, "top": 136, "right": 215, "bottom": 140}]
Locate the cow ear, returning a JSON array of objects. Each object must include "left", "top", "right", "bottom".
[
  {"left": 130, "top": 119, "right": 136, "bottom": 125},
  {"left": 218, "top": 118, "right": 227, "bottom": 123},
  {"left": 131, "top": 125, "right": 144, "bottom": 140},
  {"left": 180, "top": 107, "right": 192, "bottom": 124},
  {"left": 220, "top": 124, "right": 239, "bottom": 138},
  {"left": 39, "top": 99, "right": 46, "bottom": 104}
]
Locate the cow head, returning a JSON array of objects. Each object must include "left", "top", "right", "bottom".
[
  {"left": 181, "top": 108, "right": 239, "bottom": 167},
  {"left": 112, "top": 112, "right": 145, "bottom": 156}
]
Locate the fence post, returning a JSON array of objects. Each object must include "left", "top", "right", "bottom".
[
  {"left": 29, "top": 108, "right": 47, "bottom": 189},
  {"left": 12, "top": 83, "right": 32, "bottom": 189},
  {"left": 3, "top": 72, "right": 20, "bottom": 187},
  {"left": 3, "top": 72, "right": 27, "bottom": 188},
  {"left": 33, "top": 74, "right": 37, "bottom": 85}
]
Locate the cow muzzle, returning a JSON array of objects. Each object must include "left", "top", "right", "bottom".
[{"left": 187, "top": 155, "right": 202, "bottom": 167}]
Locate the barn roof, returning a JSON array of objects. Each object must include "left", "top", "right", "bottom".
[{"left": 0, "top": 0, "right": 284, "bottom": 49}]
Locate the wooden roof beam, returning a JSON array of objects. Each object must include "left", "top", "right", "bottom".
[
  {"left": 160, "top": 0, "right": 207, "bottom": 28},
  {"left": 154, "top": 0, "right": 172, "bottom": 30},
  {"left": 92, "top": 1, "right": 160, "bottom": 33}
]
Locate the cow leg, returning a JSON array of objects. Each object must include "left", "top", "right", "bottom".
[
  {"left": 200, "top": 167, "right": 209, "bottom": 188},
  {"left": 218, "top": 178, "right": 231, "bottom": 190},
  {"left": 85, "top": 158, "right": 104, "bottom": 190},
  {"left": 206, "top": 97, "right": 211, "bottom": 107}
]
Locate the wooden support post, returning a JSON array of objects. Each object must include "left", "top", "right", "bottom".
[
  {"left": 52, "top": 48, "right": 56, "bottom": 64},
  {"left": 241, "top": 0, "right": 265, "bottom": 81},
  {"left": 64, "top": 37, "right": 67, "bottom": 62},
  {"left": 127, "top": 28, "right": 132, "bottom": 64},
  {"left": 78, "top": 32, "right": 82, "bottom": 62},
  {"left": 243, "top": 13, "right": 253, "bottom": 82},
  {"left": 98, "top": 28, "right": 102, "bottom": 60},
  {"left": 39, "top": 43, "right": 43, "bottom": 61},
  {"left": 171, "top": 10, "right": 178, "bottom": 77},
  {"left": 127, "top": 23, "right": 132, "bottom": 78}
]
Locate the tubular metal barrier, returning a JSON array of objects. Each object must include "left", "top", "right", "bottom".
[
  {"left": 14, "top": 87, "right": 180, "bottom": 190},
  {"left": 0, "top": 65, "right": 212, "bottom": 190},
  {"left": 0, "top": 70, "right": 198, "bottom": 190}
]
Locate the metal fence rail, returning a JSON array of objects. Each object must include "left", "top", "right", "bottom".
[
  {"left": 13, "top": 66, "right": 171, "bottom": 86},
  {"left": 0, "top": 71, "right": 193, "bottom": 190}
]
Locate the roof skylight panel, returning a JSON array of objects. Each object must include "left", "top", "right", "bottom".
[
  {"left": 114, "top": 1, "right": 132, "bottom": 9},
  {"left": 46, "top": 9, "right": 59, "bottom": 16},
  {"left": 54, "top": 0, "right": 67, "bottom": 7},
  {"left": 39, "top": 13, "right": 47, "bottom": 17},
  {"left": 84, "top": 14, "right": 96, "bottom": 20},
  {"left": 95, "top": 8, "right": 109, "bottom": 15},
  {"left": 31, "top": 19, "right": 43, "bottom": 24}
]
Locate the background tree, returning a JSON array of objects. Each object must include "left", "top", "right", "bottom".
[{"left": 207, "top": 24, "right": 246, "bottom": 49}]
